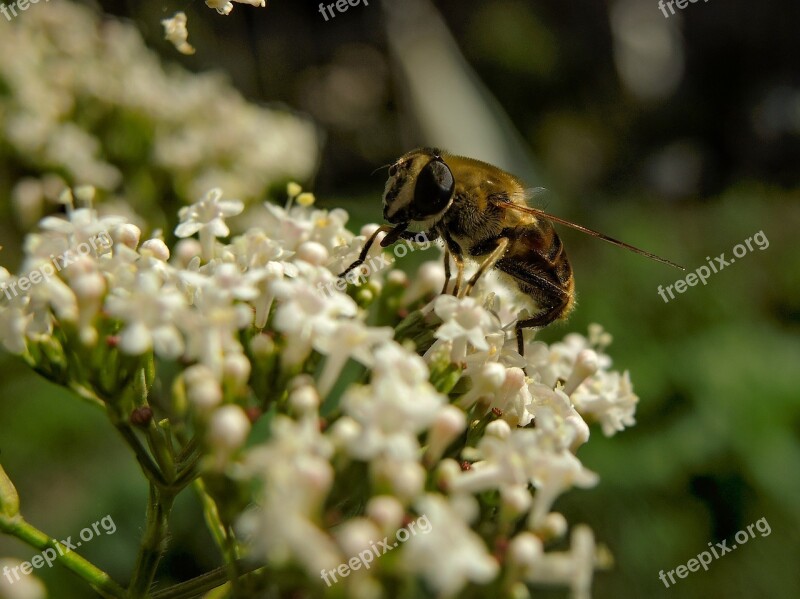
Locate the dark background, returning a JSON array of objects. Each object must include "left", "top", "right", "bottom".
[{"left": 1, "top": 1, "right": 799, "bottom": 597}]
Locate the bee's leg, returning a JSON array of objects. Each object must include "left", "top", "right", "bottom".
[
  {"left": 458, "top": 238, "right": 509, "bottom": 299},
  {"left": 514, "top": 303, "right": 568, "bottom": 357},
  {"left": 339, "top": 224, "right": 402, "bottom": 278},
  {"left": 441, "top": 246, "right": 452, "bottom": 294},
  {"left": 451, "top": 252, "right": 465, "bottom": 296},
  {"left": 492, "top": 258, "right": 572, "bottom": 357}
]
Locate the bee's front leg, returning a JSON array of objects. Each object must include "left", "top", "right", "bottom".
[
  {"left": 440, "top": 234, "right": 464, "bottom": 296},
  {"left": 441, "top": 247, "right": 464, "bottom": 295},
  {"left": 441, "top": 246, "right": 452, "bottom": 294},
  {"left": 339, "top": 224, "right": 401, "bottom": 278}
]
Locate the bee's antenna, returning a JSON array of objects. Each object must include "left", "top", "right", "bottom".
[{"left": 371, "top": 164, "right": 392, "bottom": 176}]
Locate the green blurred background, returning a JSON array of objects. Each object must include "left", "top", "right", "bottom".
[{"left": 1, "top": 0, "right": 799, "bottom": 597}]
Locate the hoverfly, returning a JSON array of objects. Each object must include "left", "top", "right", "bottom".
[{"left": 341, "top": 148, "right": 683, "bottom": 354}]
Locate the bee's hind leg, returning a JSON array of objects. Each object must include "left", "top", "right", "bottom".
[
  {"left": 492, "top": 258, "right": 573, "bottom": 358},
  {"left": 514, "top": 303, "right": 567, "bottom": 357}
]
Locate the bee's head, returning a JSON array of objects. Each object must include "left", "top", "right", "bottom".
[{"left": 382, "top": 148, "right": 455, "bottom": 225}]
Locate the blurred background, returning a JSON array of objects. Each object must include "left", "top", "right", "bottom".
[{"left": 1, "top": 0, "right": 798, "bottom": 597}]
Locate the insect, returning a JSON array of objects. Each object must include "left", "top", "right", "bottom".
[{"left": 341, "top": 148, "right": 684, "bottom": 355}]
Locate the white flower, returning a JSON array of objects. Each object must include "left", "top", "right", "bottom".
[
  {"left": 175, "top": 188, "right": 244, "bottom": 261},
  {"left": 162, "top": 12, "right": 195, "bottom": 56},
  {"left": 338, "top": 342, "right": 445, "bottom": 462},
  {"left": 20, "top": 260, "right": 78, "bottom": 339},
  {"left": 178, "top": 288, "right": 252, "bottom": 379},
  {"left": 241, "top": 409, "right": 340, "bottom": 577},
  {"left": 490, "top": 366, "right": 533, "bottom": 427},
  {"left": 207, "top": 0, "right": 265, "bottom": 14},
  {"left": 105, "top": 270, "right": 186, "bottom": 358},
  {"left": 456, "top": 361, "right": 507, "bottom": 410},
  {"left": 526, "top": 328, "right": 612, "bottom": 388},
  {"left": 312, "top": 320, "right": 394, "bottom": 397},
  {"left": 449, "top": 424, "right": 598, "bottom": 527},
  {"left": 516, "top": 525, "right": 598, "bottom": 599},
  {"left": 400, "top": 494, "right": 499, "bottom": 597},
  {"left": 270, "top": 275, "right": 357, "bottom": 367},
  {"left": 206, "top": 0, "right": 234, "bottom": 15},
  {"left": 572, "top": 370, "right": 639, "bottom": 436},
  {"left": 428, "top": 295, "right": 502, "bottom": 363},
  {"left": 0, "top": 271, "right": 30, "bottom": 355},
  {"left": 529, "top": 382, "right": 590, "bottom": 452}
]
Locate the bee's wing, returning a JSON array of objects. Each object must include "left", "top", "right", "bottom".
[{"left": 494, "top": 196, "right": 685, "bottom": 270}]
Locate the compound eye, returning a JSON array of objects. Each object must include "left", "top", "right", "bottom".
[
  {"left": 388, "top": 164, "right": 398, "bottom": 177},
  {"left": 413, "top": 158, "right": 454, "bottom": 216}
]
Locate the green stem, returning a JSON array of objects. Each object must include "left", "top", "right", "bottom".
[
  {"left": 146, "top": 420, "right": 176, "bottom": 482},
  {"left": 115, "top": 424, "right": 167, "bottom": 487},
  {"left": 192, "top": 481, "right": 243, "bottom": 595},
  {"left": 128, "top": 484, "right": 175, "bottom": 598},
  {"left": 192, "top": 479, "right": 227, "bottom": 555},
  {"left": 0, "top": 515, "right": 125, "bottom": 598},
  {"left": 223, "top": 524, "right": 243, "bottom": 596}
]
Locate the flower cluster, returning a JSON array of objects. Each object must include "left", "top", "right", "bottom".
[
  {"left": 0, "top": 1, "right": 317, "bottom": 230},
  {"left": 0, "top": 182, "right": 639, "bottom": 597}
]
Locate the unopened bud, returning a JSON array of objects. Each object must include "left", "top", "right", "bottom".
[{"left": 0, "top": 464, "right": 20, "bottom": 519}]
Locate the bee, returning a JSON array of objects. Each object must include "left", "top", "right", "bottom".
[{"left": 341, "top": 148, "right": 684, "bottom": 355}]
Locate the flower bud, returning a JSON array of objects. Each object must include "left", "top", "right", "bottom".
[
  {"left": 335, "top": 518, "right": 381, "bottom": 559},
  {"left": 485, "top": 419, "right": 511, "bottom": 439},
  {"left": 223, "top": 353, "right": 251, "bottom": 389},
  {"left": 0, "top": 464, "right": 20, "bottom": 519},
  {"left": 501, "top": 484, "right": 532, "bottom": 519},
  {"left": 208, "top": 405, "right": 251, "bottom": 451},
  {"left": 184, "top": 364, "right": 222, "bottom": 410},
  {"left": 288, "top": 384, "right": 319, "bottom": 416},
  {"left": 141, "top": 239, "right": 170, "bottom": 261},
  {"left": 113, "top": 224, "right": 142, "bottom": 250},
  {"left": 296, "top": 241, "right": 328, "bottom": 266},
  {"left": 508, "top": 532, "right": 543, "bottom": 568},
  {"left": 366, "top": 495, "right": 405, "bottom": 533},
  {"left": 425, "top": 406, "right": 466, "bottom": 464},
  {"left": 0, "top": 558, "right": 46, "bottom": 598},
  {"left": 563, "top": 349, "right": 599, "bottom": 396}
]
